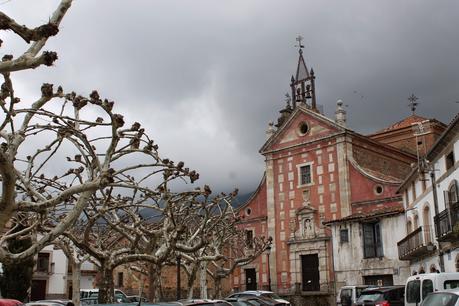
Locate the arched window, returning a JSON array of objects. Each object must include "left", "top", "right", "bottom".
[
  {"left": 430, "top": 265, "right": 438, "bottom": 273},
  {"left": 419, "top": 267, "right": 425, "bottom": 274},
  {"left": 414, "top": 214, "right": 419, "bottom": 229},
  {"left": 423, "top": 205, "right": 432, "bottom": 244}
]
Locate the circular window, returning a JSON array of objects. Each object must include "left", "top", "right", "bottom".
[
  {"left": 245, "top": 208, "right": 252, "bottom": 216},
  {"left": 299, "top": 122, "right": 309, "bottom": 135},
  {"left": 374, "top": 185, "right": 384, "bottom": 195}
]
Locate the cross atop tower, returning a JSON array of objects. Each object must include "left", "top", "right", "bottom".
[
  {"left": 408, "top": 94, "right": 419, "bottom": 114},
  {"left": 295, "top": 35, "right": 305, "bottom": 51}
]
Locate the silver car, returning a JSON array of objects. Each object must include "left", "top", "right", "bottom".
[{"left": 421, "top": 288, "right": 459, "bottom": 306}]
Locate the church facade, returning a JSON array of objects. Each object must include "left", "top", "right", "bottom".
[{"left": 232, "top": 48, "right": 445, "bottom": 302}]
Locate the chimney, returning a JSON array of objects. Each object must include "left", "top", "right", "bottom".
[{"left": 335, "top": 99, "right": 346, "bottom": 127}]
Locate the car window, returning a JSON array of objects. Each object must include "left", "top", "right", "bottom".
[
  {"left": 355, "top": 288, "right": 366, "bottom": 298},
  {"left": 340, "top": 289, "right": 352, "bottom": 305},
  {"left": 357, "top": 292, "right": 384, "bottom": 302},
  {"left": 422, "top": 279, "right": 434, "bottom": 300},
  {"left": 421, "top": 293, "right": 459, "bottom": 306},
  {"left": 406, "top": 280, "right": 421, "bottom": 303},
  {"left": 445, "top": 280, "right": 459, "bottom": 289},
  {"left": 261, "top": 293, "right": 281, "bottom": 299}
]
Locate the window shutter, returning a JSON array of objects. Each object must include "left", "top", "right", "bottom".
[
  {"left": 375, "top": 222, "right": 384, "bottom": 257},
  {"left": 363, "top": 223, "right": 376, "bottom": 258},
  {"left": 444, "top": 190, "right": 451, "bottom": 208}
]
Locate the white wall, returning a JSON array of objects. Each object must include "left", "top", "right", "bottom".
[{"left": 332, "top": 214, "right": 410, "bottom": 287}]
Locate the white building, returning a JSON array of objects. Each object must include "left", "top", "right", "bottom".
[
  {"left": 31, "top": 245, "right": 97, "bottom": 300},
  {"left": 325, "top": 207, "right": 411, "bottom": 287},
  {"left": 397, "top": 113, "right": 459, "bottom": 275}
]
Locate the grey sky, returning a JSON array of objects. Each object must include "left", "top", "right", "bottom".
[{"left": 3, "top": 0, "right": 458, "bottom": 194}]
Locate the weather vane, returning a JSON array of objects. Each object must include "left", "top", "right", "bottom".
[
  {"left": 408, "top": 94, "right": 419, "bottom": 114},
  {"left": 295, "top": 35, "right": 305, "bottom": 50}
]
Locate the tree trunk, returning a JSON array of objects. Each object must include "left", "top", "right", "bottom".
[
  {"left": 97, "top": 262, "right": 114, "bottom": 304},
  {"left": 186, "top": 264, "right": 198, "bottom": 300},
  {"left": 199, "top": 262, "right": 207, "bottom": 299},
  {"left": 72, "top": 261, "right": 81, "bottom": 306},
  {"left": 148, "top": 263, "right": 162, "bottom": 303},
  {"left": 214, "top": 276, "right": 222, "bottom": 299}
]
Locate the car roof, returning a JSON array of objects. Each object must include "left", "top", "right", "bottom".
[
  {"left": 362, "top": 285, "right": 404, "bottom": 292},
  {"left": 340, "top": 285, "right": 371, "bottom": 291}
]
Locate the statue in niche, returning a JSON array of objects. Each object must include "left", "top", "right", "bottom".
[{"left": 303, "top": 217, "right": 315, "bottom": 238}]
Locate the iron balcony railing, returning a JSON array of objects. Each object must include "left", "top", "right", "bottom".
[
  {"left": 434, "top": 201, "right": 459, "bottom": 241},
  {"left": 397, "top": 225, "right": 435, "bottom": 261}
]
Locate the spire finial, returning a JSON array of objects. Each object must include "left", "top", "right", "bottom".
[
  {"left": 295, "top": 35, "right": 304, "bottom": 51},
  {"left": 408, "top": 94, "right": 419, "bottom": 115}
]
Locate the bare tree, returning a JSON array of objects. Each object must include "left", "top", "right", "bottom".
[
  {"left": 0, "top": 0, "right": 202, "bottom": 266},
  {"left": 62, "top": 186, "right": 238, "bottom": 303}
]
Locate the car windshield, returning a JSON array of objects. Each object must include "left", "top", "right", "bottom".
[
  {"left": 357, "top": 292, "right": 384, "bottom": 302},
  {"left": 356, "top": 287, "right": 367, "bottom": 298},
  {"left": 421, "top": 293, "right": 459, "bottom": 306},
  {"left": 260, "top": 293, "right": 281, "bottom": 299}
]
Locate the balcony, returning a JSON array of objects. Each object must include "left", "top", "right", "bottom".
[
  {"left": 434, "top": 201, "right": 459, "bottom": 242},
  {"left": 397, "top": 226, "right": 436, "bottom": 261}
]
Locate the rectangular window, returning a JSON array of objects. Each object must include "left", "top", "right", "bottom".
[
  {"left": 363, "top": 222, "right": 383, "bottom": 258},
  {"left": 245, "top": 230, "right": 254, "bottom": 249},
  {"left": 446, "top": 151, "right": 455, "bottom": 170},
  {"left": 37, "top": 253, "right": 50, "bottom": 272},
  {"left": 340, "top": 229, "right": 349, "bottom": 243},
  {"left": 411, "top": 182, "right": 416, "bottom": 201},
  {"left": 421, "top": 174, "right": 426, "bottom": 192},
  {"left": 300, "top": 165, "right": 312, "bottom": 185}
]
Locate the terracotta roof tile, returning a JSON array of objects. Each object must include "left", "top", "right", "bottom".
[
  {"left": 323, "top": 205, "right": 404, "bottom": 225},
  {"left": 375, "top": 115, "right": 429, "bottom": 134}
]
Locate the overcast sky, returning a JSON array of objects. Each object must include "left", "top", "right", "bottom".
[{"left": 2, "top": 0, "right": 458, "bottom": 194}]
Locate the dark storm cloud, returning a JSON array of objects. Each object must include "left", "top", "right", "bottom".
[{"left": 3, "top": 0, "right": 458, "bottom": 194}]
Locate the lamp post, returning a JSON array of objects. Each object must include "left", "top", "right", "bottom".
[
  {"left": 176, "top": 254, "right": 181, "bottom": 300},
  {"left": 264, "top": 245, "right": 272, "bottom": 291}
]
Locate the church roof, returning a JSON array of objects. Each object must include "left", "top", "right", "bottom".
[{"left": 295, "top": 49, "right": 310, "bottom": 82}]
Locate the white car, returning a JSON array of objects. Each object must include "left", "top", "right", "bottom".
[
  {"left": 420, "top": 288, "right": 459, "bottom": 306},
  {"left": 226, "top": 291, "right": 290, "bottom": 305}
]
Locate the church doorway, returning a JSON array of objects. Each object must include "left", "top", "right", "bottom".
[{"left": 301, "top": 254, "right": 320, "bottom": 291}]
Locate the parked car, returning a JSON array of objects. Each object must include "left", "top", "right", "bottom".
[
  {"left": 337, "top": 285, "right": 372, "bottom": 306},
  {"left": 79, "top": 298, "right": 98, "bottom": 306},
  {"left": 80, "top": 289, "right": 128, "bottom": 302},
  {"left": 126, "top": 296, "right": 149, "bottom": 303},
  {"left": 173, "top": 300, "right": 231, "bottom": 306},
  {"left": 420, "top": 288, "right": 459, "bottom": 306},
  {"left": 226, "top": 291, "right": 290, "bottom": 305},
  {"left": 225, "top": 296, "right": 284, "bottom": 306},
  {"left": 355, "top": 286, "right": 405, "bottom": 306},
  {"left": 405, "top": 272, "right": 459, "bottom": 306},
  {"left": 26, "top": 301, "right": 74, "bottom": 306},
  {"left": 0, "top": 299, "right": 23, "bottom": 306},
  {"left": 224, "top": 297, "right": 256, "bottom": 306}
]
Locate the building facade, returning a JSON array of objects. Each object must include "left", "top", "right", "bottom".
[
  {"left": 231, "top": 48, "right": 441, "bottom": 303},
  {"left": 397, "top": 113, "right": 459, "bottom": 275}
]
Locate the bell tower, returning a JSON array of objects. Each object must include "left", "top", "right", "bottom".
[{"left": 290, "top": 35, "right": 317, "bottom": 112}]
